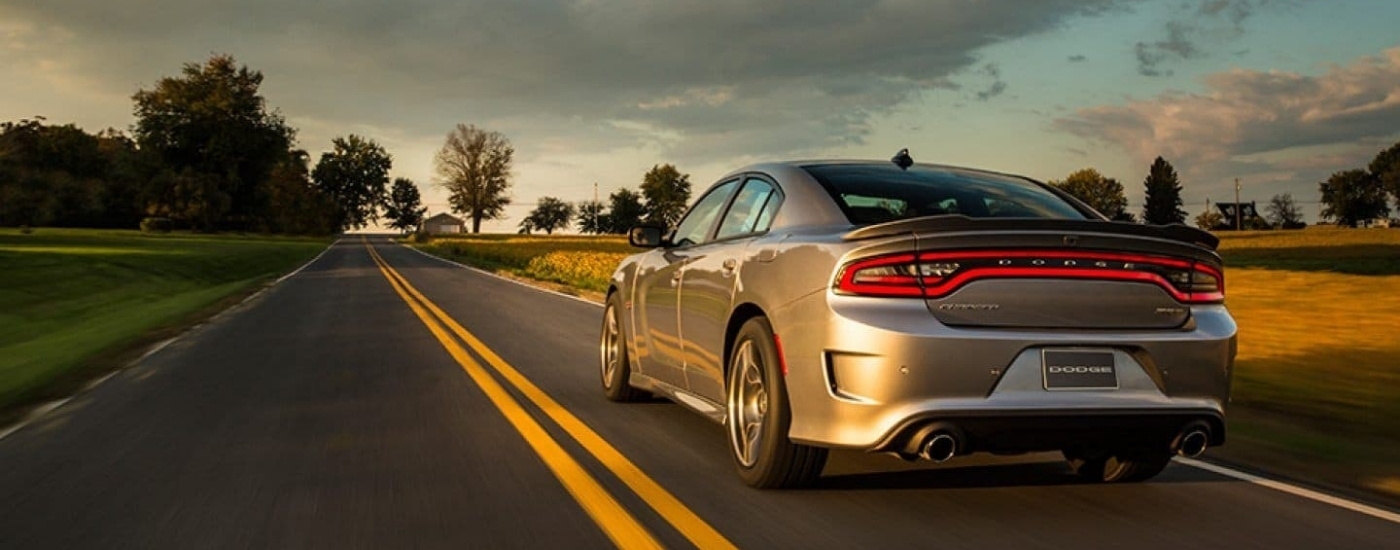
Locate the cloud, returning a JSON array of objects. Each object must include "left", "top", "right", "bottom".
[
  {"left": 1134, "top": 0, "right": 1299, "bottom": 77},
  {"left": 0, "top": 0, "right": 1130, "bottom": 166},
  {"left": 974, "top": 63, "right": 1008, "bottom": 101},
  {"left": 1056, "top": 46, "right": 1400, "bottom": 202}
]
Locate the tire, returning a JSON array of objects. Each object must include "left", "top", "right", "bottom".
[
  {"left": 600, "top": 294, "right": 642, "bottom": 402},
  {"left": 726, "top": 317, "right": 827, "bottom": 489},
  {"left": 1064, "top": 447, "right": 1172, "bottom": 483}
]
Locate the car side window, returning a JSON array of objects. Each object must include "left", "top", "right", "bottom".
[
  {"left": 716, "top": 178, "right": 779, "bottom": 240},
  {"left": 671, "top": 179, "right": 739, "bottom": 247}
]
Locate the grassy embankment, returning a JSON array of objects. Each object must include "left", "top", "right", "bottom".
[
  {"left": 0, "top": 228, "right": 327, "bottom": 417},
  {"left": 413, "top": 228, "right": 1400, "bottom": 501}
]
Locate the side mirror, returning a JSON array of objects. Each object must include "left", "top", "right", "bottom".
[{"left": 628, "top": 225, "right": 666, "bottom": 248}]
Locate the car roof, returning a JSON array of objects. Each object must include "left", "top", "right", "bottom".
[{"left": 706, "top": 160, "right": 1045, "bottom": 230}]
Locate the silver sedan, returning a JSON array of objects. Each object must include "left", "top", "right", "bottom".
[{"left": 600, "top": 155, "right": 1235, "bottom": 488}]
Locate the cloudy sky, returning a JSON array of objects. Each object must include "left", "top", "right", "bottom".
[{"left": 3, "top": 0, "right": 1398, "bottom": 229}]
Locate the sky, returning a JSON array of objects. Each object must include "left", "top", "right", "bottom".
[{"left": 3, "top": 0, "right": 1399, "bottom": 230}]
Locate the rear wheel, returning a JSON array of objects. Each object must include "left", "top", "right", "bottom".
[
  {"left": 726, "top": 317, "right": 827, "bottom": 489},
  {"left": 600, "top": 295, "right": 642, "bottom": 402},
  {"left": 1064, "top": 447, "right": 1172, "bottom": 483}
]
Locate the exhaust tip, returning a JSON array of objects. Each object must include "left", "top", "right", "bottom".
[
  {"left": 1177, "top": 429, "right": 1209, "bottom": 458},
  {"left": 920, "top": 433, "right": 958, "bottom": 462}
]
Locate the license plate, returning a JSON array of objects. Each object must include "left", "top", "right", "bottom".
[{"left": 1042, "top": 349, "right": 1117, "bottom": 390}]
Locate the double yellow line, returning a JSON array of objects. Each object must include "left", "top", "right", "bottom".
[{"left": 364, "top": 239, "right": 735, "bottom": 550}]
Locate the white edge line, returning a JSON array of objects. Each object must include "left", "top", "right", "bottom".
[
  {"left": 0, "top": 237, "right": 340, "bottom": 443},
  {"left": 397, "top": 240, "right": 605, "bottom": 308},
  {"left": 277, "top": 237, "right": 339, "bottom": 283},
  {"left": 398, "top": 239, "right": 1400, "bottom": 526},
  {"left": 0, "top": 399, "right": 70, "bottom": 440},
  {"left": 1176, "top": 457, "right": 1400, "bottom": 524}
]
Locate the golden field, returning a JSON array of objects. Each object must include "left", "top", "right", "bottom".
[{"left": 412, "top": 234, "right": 632, "bottom": 292}]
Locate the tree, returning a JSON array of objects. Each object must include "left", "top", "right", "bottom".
[
  {"left": 1194, "top": 209, "right": 1224, "bottom": 230},
  {"left": 435, "top": 124, "right": 513, "bottom": 233},
  {"left": 521, "top": 196, "right": 575, "bottom": 235},
  {"left": 1265, "top": 193, "right": 1306, "bottom": 229},
  {"left": 384, "top": 178, "right": 427, "bottom": 234},
  {"left": 312, "top": 135, "right": 392, "bottom": 231},
  {"left": 1370, "top": 141, "right": 1400, "bottom": 210},
  {"left": 1142, "top": 157, "right": 1187, "bottom": 225},
  {"left": 150, "top": 168, "right": 230, "bottom": 232},
  {"left": 1319, "top": 169, "right": 1389, "bottom": 227},
  {"left": 640, "top": 164, "right": 691, "bottom": 229},
  {"left": 576, "top": 199, "right": 609, "bottom": 234},
  {"left": 0, "top": 118, "right": 104, "bottom": 228},
  {"left": 132, "top": 54, "right": 294, "bottom": 230},
  {"left": 605, "top": 187, "right": 647, "bottom": 234},
  {"left": 261, "top": 149, "right": 334, "bottom": 235},
  {"left": 1048, "top": 168, "right": 1130, "bottom": 221}
]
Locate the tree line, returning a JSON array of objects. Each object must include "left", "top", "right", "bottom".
[
  {"left": 1047, "top": 157, "right": 1193, "bottom": 226},
  {"left": 0, "top": 55, "right": 517, "bottom": 236},
  {"left": 1318, "top": 142, "right": 1400, "bottom": 227},
  {"left": 0, "top": 55, "right": 405, "bottom": 234},
  {"left": 515, "top": 163, "right": 692, "bottom": 235},
  {"left": 1048, "top": 143, "right": 1400, "bottom": 231},
  {"left": 0, "top": 53, "right": 694, "bottom": 237}
]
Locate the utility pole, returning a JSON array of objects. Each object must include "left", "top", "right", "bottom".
[
  {"left": 593, "top": 182, "right": 599, "bottom": 233},
  {"left": 1234, "top": 178, "right": 1242, "bottom": 231}
]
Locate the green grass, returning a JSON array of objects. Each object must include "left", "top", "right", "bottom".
[{"left": 0, "top": 228, "right": 328, "bottom": 411}]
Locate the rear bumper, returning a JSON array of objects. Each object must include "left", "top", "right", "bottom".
[
  {"left": 771, "top": 293, "right": 1236, "bottom": 451},
  {"left": 871, "top": 410, "right": 1224, "bottom": 455}
]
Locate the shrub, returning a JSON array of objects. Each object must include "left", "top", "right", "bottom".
[{"left": 140, "top": 217, "right": 174, "bottom": 233}]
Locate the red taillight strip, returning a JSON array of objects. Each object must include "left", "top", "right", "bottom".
[
  {"left": 922, "top": 267, "right": 1191, "bottom": 301},
  {"left": 836, "top": 254, "right": 923, "bottom": 297},
  {"left": 1193, "top": 262, "right": 1226, "bottom": 298},
  {"left": 835, "top": 249, "right": 1224, "bottom": 304}
]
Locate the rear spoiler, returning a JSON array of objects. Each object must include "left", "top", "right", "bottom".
[{"left": 842, "top": 215, "right": 1220, "bottom": 250}]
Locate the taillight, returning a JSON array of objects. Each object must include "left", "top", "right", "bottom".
[
  {"left": 834, "top": 249, "right": 1224, "bottom": 304},
  {"left": 835, "top": 254, "right": 923, "bottom": 297}
]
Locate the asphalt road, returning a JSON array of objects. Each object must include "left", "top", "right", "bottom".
[{"left": 2, "top": 236, "right": 1397, "bottom": 549}]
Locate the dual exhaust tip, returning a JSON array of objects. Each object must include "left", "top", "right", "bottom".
[
  {"left": 919, "top": 433, "right": 958, "bottom": 462},
  {"left": 1175, "top": 426, "right": 1210, "bottom": 458},
  {"left": 903, "top": 422, "right": 1211, "bottom": 462},
  {"left": 899, "top": 423, "right": 962, "bottom": 463}
]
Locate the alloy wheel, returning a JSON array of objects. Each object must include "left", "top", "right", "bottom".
[
  {"left": 728, "top": 339, "right": 769, "bottom": 468},
  {"left": 600, "top": 304, "right": 620, "bottom": 388}
]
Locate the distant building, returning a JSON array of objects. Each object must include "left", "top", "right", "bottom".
[
  {"left": 1214, "top": 202, "right": 1260, "bottom": 230},
  {"left": 423, "top": 212, "right": 465, "bottom": 234},
  {"left": 1358, "top": 218, "right": 1391, "bottom": 229}
]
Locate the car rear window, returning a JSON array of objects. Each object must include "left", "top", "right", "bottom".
[{"left": 802, "top": 164, "right": 1089, "bottom": 225}]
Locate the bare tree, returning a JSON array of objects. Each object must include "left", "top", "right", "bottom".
[
  {"left": 1265, "top": 193, "right": 1305, "bottom": 229},
  {"left": 435, "top": 124, "right": 513, "bottom": 233}
]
